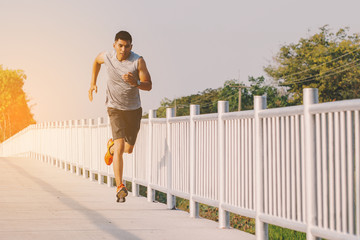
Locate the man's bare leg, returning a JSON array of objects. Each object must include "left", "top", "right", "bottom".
[
  {"left": 112, "top": 139, "right": 135, "bottom": 186},
  {"left": 124, "top": 142, "right": 134, "bottom": 154},
  {"left": 113, "top": 138, "right": 125, "bottom": 187}
]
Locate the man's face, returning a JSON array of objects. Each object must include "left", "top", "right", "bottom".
[{"left": 113, "top": 39, "right": 132, "bottom": 60}]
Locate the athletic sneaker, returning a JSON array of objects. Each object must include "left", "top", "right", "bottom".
[
  {"left": 104, "top": 138, "right": 114, "bottom": 165},
  {"left": 116, "top": 184, "right": 128, "bottom": 203}
]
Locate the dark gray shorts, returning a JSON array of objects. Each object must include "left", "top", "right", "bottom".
[{"left": 107, "top": 107, "right": 142, "bottom": 145}]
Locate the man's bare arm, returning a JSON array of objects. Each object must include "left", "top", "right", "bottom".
[
  {"left": 137, "top": 57, "right": 152, "bottom": 91},
  {"left": 89, "top": 52, "right": 105, "bottom": 101}
]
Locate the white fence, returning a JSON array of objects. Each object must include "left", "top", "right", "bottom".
[{"left": 1, "top": 88, "right": 359, "bottom": 240}]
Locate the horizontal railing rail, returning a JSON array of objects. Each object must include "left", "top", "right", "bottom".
[{"left": 1, "top": 88, "right": 359, "bottom": 240}]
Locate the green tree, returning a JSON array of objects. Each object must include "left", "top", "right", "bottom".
[
  {"left": 217, "top": 79, "right": 241, "bottom": 111},
  {"left": 218, "top": 77, "right": 292, "bottom": 111},
  {"left": 156, "top": 88, "right": 219, "bottom": 118},
  {"left": 154, "top": 76, "right": 291, "bottom": 118},
  {"left": 0, "top": 66, "right": 36, "bottom": 142},
  {"left": 264, "top": 25, "right": 360, "bottom": 104}
]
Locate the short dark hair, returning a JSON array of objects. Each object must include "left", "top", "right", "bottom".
[{"left": 115, "top": 31, "right": 132, "bottom": 43}]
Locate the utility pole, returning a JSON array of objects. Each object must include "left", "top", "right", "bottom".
[
  {"left": 174, "top": 99, "right": 177, "bottom": 116},
  {"left": 238, "top": 86, "right": 242, "bottom": 111},
  {"left": 230, "top": 83, "right": 248, "bottom": 111}
]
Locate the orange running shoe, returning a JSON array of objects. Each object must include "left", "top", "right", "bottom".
[
  {"left": 104, "top": 138, "right": 114, "bottom": 165},
  {"left": 116, "top": 184, "right": 128, "bottom": 203}
]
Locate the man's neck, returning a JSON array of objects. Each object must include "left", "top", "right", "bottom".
[{"left": 116, "top": 52, "right": 130, "bottom": 61}]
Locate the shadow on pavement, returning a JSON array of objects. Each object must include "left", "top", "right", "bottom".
[{"left": 2, "top": 157, "right": 141, "bottom": 240}]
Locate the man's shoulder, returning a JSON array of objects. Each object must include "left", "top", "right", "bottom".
[
  {"left": 129, "top": 51, "right": 142, "bottom": 61},
  {"left": 105, "top": 50, "right": 115, "bottom": 58},
  {"left": 103, "top": 50, "right": 117, "bottom": 65}
]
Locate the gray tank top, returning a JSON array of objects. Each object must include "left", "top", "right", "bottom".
[{"left": 104, "top": 50, "right": 141, "bottom": 110}]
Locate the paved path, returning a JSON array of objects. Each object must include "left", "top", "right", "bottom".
[{"left": 0, "top": 157, "right": 255, "bottom": 240}]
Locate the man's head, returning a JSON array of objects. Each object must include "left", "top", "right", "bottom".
[
  {"left": 115, "top": 31, "right": 132, "bottom": 43},
  {"left": 113, "top": 31, "right": 133, "bottom": 60}
]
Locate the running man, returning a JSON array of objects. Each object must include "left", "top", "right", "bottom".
[{"left": 88, "top": 31, "right": 152, "bottom": 202}]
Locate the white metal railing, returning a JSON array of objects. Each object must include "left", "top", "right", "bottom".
[{"left": 0, "top": 88, "right": 359, "bottom": 240}]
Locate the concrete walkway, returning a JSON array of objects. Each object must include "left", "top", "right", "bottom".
[{"left": 0, "top": 157, "right": 255, "bottom": 240}]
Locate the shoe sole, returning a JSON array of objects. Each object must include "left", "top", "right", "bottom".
[
  {"left": 105, "top": 139, "right": 114, "bottom": 165},
  {"left": 104, "top": 152, "right": 113, "bottom": 165},
  {"left": 116, "top": 188, "right": 128, "bottom": 203}
]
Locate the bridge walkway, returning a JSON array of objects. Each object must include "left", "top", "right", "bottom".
[{"left": 0, "top": 157, "right": 255, "bottom": 240}]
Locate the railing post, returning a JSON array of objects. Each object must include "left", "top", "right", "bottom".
[
  {"left": 190, "top": 104, "right": 200, "bottom": 218},
  {"left": 166, "top": 107, "right": 176, "bottom": 209},
  {"left": 60, "top": 121, "right": 65, "bottom": 170},
  {"left": 63, "top": 121, "right": 67, "bottom": 169},
  {"left": 39, "top": 123, "right": 46, "bottom": 162},
  {"left": 56, "top": 121, "right": 61, "bottom": 168},
  {"left": 49, "top": 122, "right": 53, "bottom": 165},
  {"left": 53, "top": 122, "right": 57, "bottom": 166},
  {"left": 218, "top": 101, "right": 230, "bottom": 228},
  {"left": 89, "top": 118, "right": 94, "bottom": 181},
  {"left": 147, "top": 109, "right": 156, "bottom": 202},
  {"left": 40, "top": 123, "right": 44, "bottom": 163},
  {"left": 132, "top": 152, "right": 139, "bottom": 196},
  {"left": 39, "top": 123, "right": 42, "bottom": 161},
  {"left": 47, "top": 122, "right": 51, "bottom": 164},
  {"left": 60, "top": 121, "right": 64, "bottom": 167},
  {"left": 303, "top": 88, "right": 318, "bottom": 240},
  {"left": 75, "top": 120, "right": 81, "bottom": 176},
  {"left": 34, "top": 124, "right": 37, "bottom": 159},
  {"left": 56, "top": 121, "right": 61, "bottom": 167},
  {"left": 63, "top": 121, "right": 67, "bottom": 168},
  {"left": 98, "top": 117, "right": 104, "bottom": 184},
  {"left": 66, "top": 121, "right": 70, "bottom": 170},
  {"left": 64, "top": 121, "right": 68, "bottom": 170},
  {"left": 45, "top": 122, "right": 49, "bottom": 164},
  {"left": 81, "top": 119, "right": 87, "bottom": 179},
  {"left": 69, "top": 120, "right": 75, "bottom": 174},
  {"left": 132, "top": 117, "right": 139, "bottom": 196},
  {"left": 254, "top": 95, "right": 268, "bottom": 240},
  {"left": 66, "top": 120, "right": 71, "bottom": 172},
  {"left": 34, "top": 124, "right": 38, "bottom": 160},
  {"left": 61, "top": 121, "right": 65, "bottom": 168},
  {"left": 107, "top": 116, "right": 113, "bottom": 187},
  {"left": 355, "top": 110, "right": 360, "bottom": 237}
]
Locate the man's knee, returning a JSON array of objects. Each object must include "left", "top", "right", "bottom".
[{"left": 125, "top": 143, "right": 134, "bottom": 154}]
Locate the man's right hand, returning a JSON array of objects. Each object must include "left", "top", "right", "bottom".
[{"left": 88, "top": 85, "right": 98, "bottom": 102}]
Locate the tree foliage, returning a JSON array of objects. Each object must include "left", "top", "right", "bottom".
[
  {"left": 220, "top": 77, "right": 293, "bottom": 111},
  {"left": 0, "top": 66, "right": 36, "bottom": 142},
  {"left": 154, "top": 76, "right": 291, "bottom": 118},
  {"left": 155, "top": 88, "right": 219, "bottom": 118},
  {"left": 264, "top": 25, "right": 360, "bottom": 104}
]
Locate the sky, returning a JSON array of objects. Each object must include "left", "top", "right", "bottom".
[{"left": 1, "top": 0, "right": 360, "bottom": 123}]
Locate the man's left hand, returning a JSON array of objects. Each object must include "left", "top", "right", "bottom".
[{"left": 123, "top": 72, "right": 137, "bottom": 86}]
